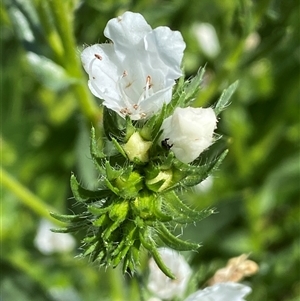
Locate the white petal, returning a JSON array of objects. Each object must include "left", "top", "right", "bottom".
[
  {"left": 144, "top": 26, "right": 185, "bottom": 78},
  {"left": 184, "top": 282, "right": 252, "bottom": 301},
  {"left": 104, "top": 12, "right": 151, "bottom": 49},
  {"left": 147, "top": 248, "right": 192, "bottom": 300},
  {"left": 81, "top": 44, "right": 121, "bottom": 101}
]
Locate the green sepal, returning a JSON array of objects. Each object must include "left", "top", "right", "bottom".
[
  {"left": 90, "top": 127, "right": 106, "bottom": 174},
  {"left": 105, "top": 161, "right": 122, "bottom": 181},
  {"left": 90, "top": 127, "right": 105, "bottom": 158},
  {"left": 111, "top": 222, "right": 137, "bottom": 258},
  {"left": 105, "top": 178, "right": 120, "bottom": 195},
  {"left": 93, "top": 214, "right": 109, "bottom": 227},
  {"left": 122, "top": 240, "right": 141, "bottom": 274},
  {"left": 167, "top": 68, "right": 205, "bottom": 116},
  {"left": 88, "top": 204, "right": 111, "bottom": 216},
  {"left": 51, "top": 223, "right": 86, "bottom": 233},
  {"left": 141, "top": 104, "right": 167, "bottom": 141},
  {"left": 111, "top": 137, "right": 128, "bottom": 159},
  {"left": 139, "top": 229, "right": 176, "bottom": 279},
  {"left": 180, "top": 149, "right": 229, "bottom": 187},
  {"left": 162, "top": 191, "right": 215, "bottom": 224},
  {"left": 145, "top": 178, "right": 166, "bottom": 192},
  {"left": 111, "top": 223, "right": 138, "bottom": 267},
  {"left": 108, "top": 199, "right": 129, "bottom": 222},
  {"left": 70, "top": 173, "right": 111, "bottom": 202},
  {"left": 103, "top": 106, "right": 126, "bottom": 141},
  {"left": 157, "top": 223, "right": 201, "bottom": 251},
  {"left": 214, "top": 81, "right": 238, "bottom": 116},
  {"left": 181, "top": 67, "right": 205, "bottom": 106},
  {"left": 124, "top": 116, "right": 135, "bottom": 141},
  {"left": 49, "top": 211, "right": 87, "bottom": 223}
]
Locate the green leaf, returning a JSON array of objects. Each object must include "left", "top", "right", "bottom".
[
  {"left": 214, "top": 81, "right": 239, "bottom": 116},
  {"left": 162, "top": 191, "right": 215, "bottom": 223},
  {"left": 181, "top": 149, "right": 229, "bottom": 187},
  {"left": 70, "top": 173, "right": 111, "bottom": 202},
  {"left": 26, "top": 52, "right": 76, "bottom": 91},
  {"left": 49, "top": 211, "right": 87, "bottom": 223},
  {"left": 142, "top": 104, "right": 167, "bottom": 141},
  {"left": 139, "top": 229, "right": 176, "bottom": 279},
  {"left": 103, "top": 107, "right": 126, "bottom": 140},
  {"left": 183, "top": 67, "right": 206, "bottom": 104},
  {"left": 157, "top": 223, "right": 201, "bottom": 251}
]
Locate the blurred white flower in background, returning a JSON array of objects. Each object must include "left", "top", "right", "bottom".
[
  {"left": 147, "top": 248, "right": 192, "bottom": 300},
  {"left": 34, "top": 219, "right": 76, "bottom": 255},
  {"left": 193, "top": 23, "right": 220, "bottom": 58},
  {"left": 81, "top": 11, "right": 185, "bottom": 120},
  {"left": 244, "top": 32, "right": 261, "bottom": 52},
  {"left": 160, "top": 107, "right": 217, "bottom": 163},
  {"left": 208, "top": 254, "right": 259, "bottom": 285},
  {"left": 147, "top": 298, "right": 162, "bottom": 301},
  {"left": 184, "top": 282, "right": 252, "bottom": 301},
  {"left": 194, "top": 176, "right": 214, "bottom": 194}
]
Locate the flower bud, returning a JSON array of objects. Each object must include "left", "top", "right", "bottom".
[
  {"left": 123, "top": 132, "right": 152, "bottom": 163},
  {"left": 146, "top": 170, "right": 173, "bottom": 192},
  {"left": 160, "top": 107, "right": 217, "bottom": 163}
]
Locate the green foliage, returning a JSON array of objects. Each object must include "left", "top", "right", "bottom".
[{"left": 1, "top": 0, "right": 299, "bottom": 300}]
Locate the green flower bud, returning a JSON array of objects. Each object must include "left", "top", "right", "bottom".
[
  {"left": 122, "top": 132, "right": 152, "bottom": 163},
  {"left": 114, "top": 170, "right": 144, "bottom": 198},
  {"left": 146, "top": 169, "right": 173, "bottom": 192},
  {"left": 132, "top": 191, "right": 156, "bottom": 220}
]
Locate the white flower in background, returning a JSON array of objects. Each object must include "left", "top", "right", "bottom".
[
  {"left": 34, "top": 219, "right": 76, "bottom": 255},
  {"left": 81, "top": 11, "right": 185, "bottom": 120},
  {"left": 194, "top": 176, "right": 213, "bottom": 193},
  {"left": 244, "top": 32, "right": 261, "bottom": 52},
  {"left": 193, "top": 23, "right": 220, "bottom": 58},
  {"left": 147, "top": 248, "right": 192, "bottom": 300},
  {"left": 184, "top": 282, "right": 252, "bottom": 301},
  {"left": 160, "top": 107, "right": 217, "bottom": 163}
]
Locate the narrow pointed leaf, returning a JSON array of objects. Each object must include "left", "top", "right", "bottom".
[
  {"left": 157, "top": 223, "right": 200, "bottom": 251},
  {"left": 214, "top": 81, "right": 238, "bottom": 116}
]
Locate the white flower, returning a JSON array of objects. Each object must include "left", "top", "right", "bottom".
[
  {"left": 34, "top": 219, "right": 76, "bottom": 255},
  {"left": 193, "top": 23, "right": 220, "bottom": 58},
  {"left": 81, "top": 11, "right": 185, "bottom": 120},
  {"left": 147, "top": 248, "right": 192, "bottom": 300},
  {"left": 194, "top": 176, "right": 213, "bottom": 193},
  {"left": 160, "top": 107, "right": 217, "bottom": 163},
  {"left": 184, "top": 282, "right": 252, "bottom": 301}
]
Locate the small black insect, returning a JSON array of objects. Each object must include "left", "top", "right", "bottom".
[{"left": 161, "top": 138, "right": 173, "bottom": 150}]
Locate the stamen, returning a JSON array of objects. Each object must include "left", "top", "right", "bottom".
[
  {"left": 145, "top": 76, "right": 152, "bottom": 98},
  {"left": 120, "top": 108, "right": 131, "bottom": 115},
  {"left": 133, "top": 104, "right": 139, "bottom": 110},
  {"left": 94, "top": 54, "right": 102, "bottom": 60}
]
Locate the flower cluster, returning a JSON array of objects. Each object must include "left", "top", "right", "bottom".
[{"left": 51, "top": 11, "right": 238, "bottom": 278}]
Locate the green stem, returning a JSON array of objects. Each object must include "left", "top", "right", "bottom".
[
  {"left": 1, "top": 167, "right": 63, "bottom": 226},
  {"left": 35, "top": 0, "right": 64, "bottom": 62},
  {"left": 48, "top": 0, "right": 100, "bottom": 126},
  {"left": 108, "top": 267, "right": 126, "bottom": 301}
]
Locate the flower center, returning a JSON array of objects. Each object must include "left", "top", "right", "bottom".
[
  {"left": 118, "top": 73, "right": 154, "bottom": 119},
  {"left": 89, "top": 53, "right": 154, "bottom": 119}
]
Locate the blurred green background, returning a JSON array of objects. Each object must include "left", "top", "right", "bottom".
[{"left": 1, "top": 0, "right": 299, "bottom": 300}]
